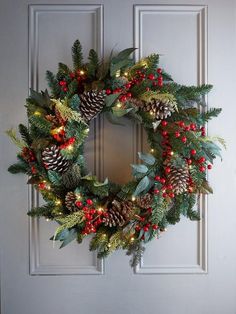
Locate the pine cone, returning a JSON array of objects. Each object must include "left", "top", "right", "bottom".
[
  {"left": 42, "top": 144, "right": 70, "bottom": 173},
  {"left": 136, "top": 193, "right": 153, "bottom": 209},
  {"left": 65, "top": 191, "right": 78, "bottom": 212},
  {"left": 79, "top": 90, "right": 105, "bottom": 122},
  {"left": 167, "top": 165, "right": 189, "bottom": 195},
  {"left": 103, "top": 200, "right": 134, "bottom": 227},
  {"left": 142, "top": 98, "right": 175, "bottom": 120}
]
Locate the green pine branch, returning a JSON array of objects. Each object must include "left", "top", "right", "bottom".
[{"left": 72, "top": 40, "right": 83, "bottom": 70}]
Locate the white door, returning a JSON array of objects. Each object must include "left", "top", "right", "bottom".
[{"left": 1, "top": 0, "right": 236, "bottom": 313}]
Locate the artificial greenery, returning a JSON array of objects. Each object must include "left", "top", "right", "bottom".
[{"left": 7, "top": 39, "right": 224, "bottom": 268}]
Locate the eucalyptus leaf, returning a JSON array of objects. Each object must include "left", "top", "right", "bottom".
[
  {"left": 105, "top": 93, "right": 121, "bottom": 107},
  {"left": 133, "top": 176, "right": 150, "bottom": 196},
  {"left": 138, "top": 152, "right": 156, "bottom": 165},
  {"left": 131, "top": 164, "right": 148, "bottom": 174}
]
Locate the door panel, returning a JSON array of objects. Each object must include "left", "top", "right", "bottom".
[{"left": 1, "top": 1, "right": 236, "bottom": 314}]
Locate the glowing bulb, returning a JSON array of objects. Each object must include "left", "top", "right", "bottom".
[
  {"left": 97, "top": 207, "right": 103, "bottom": 213},
  {"left": 46, "top": 218, "right": 50, "bottom": 222},
  {"left": 67, "top": 145, "right": 73, "bottom": 151},
  {"left": 150, "top": 148, "right": 154, "bottom": 153},
  {"left": 80, "top": 70, "right": 85, "bottom": 75},
  {"left": 130, "top": 237, "right": 135, "bottom": 242},
  {"left": 76, "top": 194, "right": 81, "bottom": 200},
  {"left": 55, "top": 200, "right": 61, "bottom": 205},
  {"left": 116, "top": 102, "right": 122, "bottom": 108},
  {"left": 150, "top": 111, "right": 154, "bottom": 116},
  {"left": 115, "top": 70, "right": 121, "bottom": 77},
  {"left": 107, "top": 243, "right": 111, "bottom": 248},
  {"left": 34, "top": 111, "right": 41, "bottom": 116},
  {"left": 124, "top": 72, "right": 128, "bottom": 76},
  {"left": 131, "top": 196, "right": 136, "bottom": 201}
]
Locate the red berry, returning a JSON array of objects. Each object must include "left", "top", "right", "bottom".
[
  {"left": 135, "top": 225, "right": 141, "bottom": 232},
  {"left": 59, "top": 81, "right": 64, "bottom": 86},
  {"left": 185, "top": 125, "right": 191, "bottom": 131},
  {"left": 161, "top": 120, "right": 168, "bottom": 127},
  {"left": 154, "top": 175, "right": 160, "bottom": 181},
  {"left": 162, "top": 130, "right": 168, "bottom": 137},
  {"left": 125, "top": 83, "right": 131, "bottom": 89},
  {"left": 146, "top": 87, "right": 150, "bottom": 91},
  {"left": 201, "top": 131, "right": 206, "bottom": 137},
  {"left": 190, "top": 123, "right": 196, "bottom": 131},
  {"left": 178, "top": 121, "right": 185, "bottom": 128},
  {"left": 158, "top": 79, "right": 163, "bottom": 87},
  {"left": 106, "top": 89, "right": 111, "bottom": 95},
  {"left": 190, "top": 149, "right": 197, "bottom": 155},
  {"left": 169, "top": 192, "right": 175, "bottom": 198},
  {"left": 181, "top": 136, "right": 187, "bottom": 143},
  {"left": 126, "top": 92, "right": 132, "bottom": 97},
  {"left": 187, "top": 159, "right": 192, "bottom": 165},
  {"left": 200, "top": 126, "right": 206, "bottom": 132},
  {"left": 69, "top": 72, "right": 75, "bottom": 79},
  {"left": 147, "top": 207, "right": 152, "bottom": 213},
  {"left": 63, "top": 87, "right": 68, "bottom": 92},
  {"left": 153, "top": 81, "right": 158, "bottom": 86},
  {"left": 38, "top": 182, "right": 46, "bottom": 190},
  {"left": 152, "top": 224, "right": 158, "bottom": 230},
  {"left": 160, "top": 178, "right": 166, "bottom": 184},
  {"left": 157, "top": 68, "right": 162, "bottom": 74},
  {"left": 86, "top": 199, "right": 93, "bottom": 205},
  {"left": 175, "top": 131, "right": 181, "bottom": 138},
  {"left": 166, "top": 184, "right": 173, "bottom": 190},
  {"left": 165, "top": 167, "right": 171, "bottom": 174},
  {"left": 82, "top": 206, "right": 88, "bottom": 212},
  {"left": 207, "top": 164, "right": 212, "bottom": 170},
  {"left": 143, "top": 226, "right": 149, "bottom": 232},
  {"left": 199, "top": 166, "right": 206, "bottom": 172},
  {"left": 154, "top": 189, "right": 160, "bottom": 194},
  {"left": 75, "top": 201, "right": 83, "bottom": 207},
  {"left": 162, "top": 192, "right": 167, "bottom": 198},
  {"left": 90, "top": 209, "right": 96, "bottom": 215},
  {"left": 198, "top": 157, "right": 206, "bottom": 163},
  {"left": 85, "top": 213, "right": 92, "bottom": 220},
  {"left": 148, "top": 73, "right": 155, "bottom": 80}
]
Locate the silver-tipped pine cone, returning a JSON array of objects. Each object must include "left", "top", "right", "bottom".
[
  {"left": 167, "top": 165, "right": 190, "bottom": 195},
  {"left": 136, "top": 193, "right": 153, "bottom": 209},
  {"left": 142, "top": 98, "right": 176, "bottom": 120},
  {"left": 103, "top": 200, "right": 134, "bottom": 227},
  {"left": 79, "top": 90, "right": 105, "bottom": 122},
  {"left": 42, "top": 144, "right": 70, "bottom": 173},
  {"left": 64, "top": 191, "right": 78, "bottom": 212}
]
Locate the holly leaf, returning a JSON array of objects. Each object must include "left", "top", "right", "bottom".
[
  {"left": 133, "top": 176, "right": 150, "bottom": 196},
  {"left": 138, "top": 152, "right": 156, "bottom": 165}
]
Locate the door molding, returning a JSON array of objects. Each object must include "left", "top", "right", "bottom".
[
  {"left": 133, "top": 4, "right": 208, "bottom": 274},
  {"left": 28, "top": 4, "right": 104, "bottom": 275}
]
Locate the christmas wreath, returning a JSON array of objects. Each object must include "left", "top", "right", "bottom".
[{"left": 7, "top": 40, "right": 224, "bottom": 267}]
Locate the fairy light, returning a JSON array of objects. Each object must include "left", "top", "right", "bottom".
[
  {"left": 131, "top": 196, "right": 136, "bottom": 201},
  {"left": 97, "top": 207, "right": 103, "bottom": 214},
  {"left": 124, "top": 72, "right": 128, "bottom": 76},
  {"left": 67, "top": 144, "right": 73, "bottom": 151},
  {"left": 130, "top": 237, "right": 135, "bottom": 242},
  {"left": 115, "top": 70, "right": 121, "bottom": 77},
  {"left": 76, "top": 193, "right": 81, "bottom": 200},
  {"left": 116, "top": 102, "right": 122, "bottom": 108},
  {"left": 46, "top": 218, "right": 50, "bottom": 222},
  {"left": 55, "top": 199, "right": 61, "bottom": 205},
  {"left": 150, "top": 148, "right": 154, "bottom": 153},
  {"left": 34, "top": 111, "right": 41, "bottom": 116},
  {"left": 80, "top": 70, "right": 85, "bottom": 75},
  {"left": 150, "top": 111, "right": 154, "bottom": 116}
]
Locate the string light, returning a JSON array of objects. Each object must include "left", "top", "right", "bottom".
[
  {"left": 80, "top": 70, "right": 85, "bottom": 75},
  {"left": 34, "top": 111, "right": 41, "bottom": 116},
  {"left": 116, "top": 102, "right": 122, "bottom": 108},
  {"left": 131, "top": 196, "right": 136, "bottom": 201},
  {"left": 97, "top": 207, "right": 103, "bottom": 214},
  {"left": 124, "top": 72, "right": 128, "bottom": 76},
  {"left": 115, "top": 70, "right": 121, "bottom": 77},
  {"left": 150, "top": 111, "right": 154, "bottom": 116},
  {"left": 76, "top": 193, "right": 81, "bottom": 200},
  {"left": 67, "top": 144, "right": 73, "bottom": 151},
  {"left": 130, "top": 237, "right": 135, "bottom": 242},
  {"left": 55, "top": 199, "right": 61, "bottom": 205},
  {"left": 46, "top": 218, "right": 50, "bottom": 222},
  {"left": 150, "top": 148, "right": 154, "bottom": 153}
]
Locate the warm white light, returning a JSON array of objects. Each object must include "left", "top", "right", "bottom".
[
  {"left": 80, "top": 70, "right": 85, "bottom": 75},
  {"left": 150, "top": 148, "right": 154, "bottom": 153},
  {"left": 131, "top": 196, "right": 136, "bottom": 201},
  {"left": 116, "top": 102, "right": 122, "bottom": 108},
  {"left": 115, "top": 70, "right": 121, "bottom": 77}
]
